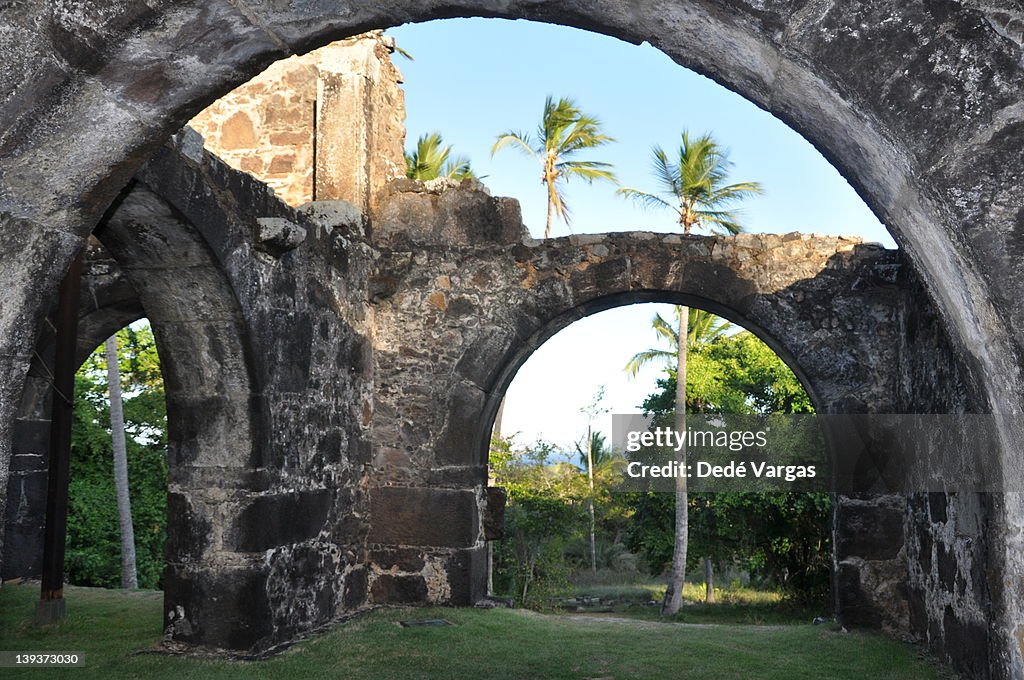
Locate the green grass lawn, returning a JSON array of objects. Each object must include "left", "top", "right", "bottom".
[{"left": 0, "top": 583, "right": 947, "bottom": 679}]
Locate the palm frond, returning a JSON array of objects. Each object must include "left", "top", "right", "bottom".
[
  {"left": 651, "top": 312, "right": 680, "bottom": 347},
  {"left": 624, "top": 348, "right": 675, "bottom": 377},
  {"left": 550, "top": 184, "right": 571, "bottom": 225},
  {"left": 559, "top": 161, "right": 617, "bottom": 184},
  {"left": 699, "top": 213, "right": 745, "bottom": 235},
  {"left": 650, "top": 145, "right": 681, "bottom": 197},
  {"left": 492, "top": 131, "right": 538, "bottom": 159},
  {"left": 443, "top": 155, "right": 476, "bottom": 180},
  {"left": 406, "top": 132, "right": 452, "bottom": 181},
  {"left": 616, "top": 187, "right": 675, "bottom": 213},
  {"left": 687, "top": 309, "right": 732, "bottom": 346},
  {"left": 706, "top": 181, "right": 763, "bottom": 206}
]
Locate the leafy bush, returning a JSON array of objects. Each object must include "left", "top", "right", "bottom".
[{"left": 490, "top": 438, "right": 586, "bottom": 608}]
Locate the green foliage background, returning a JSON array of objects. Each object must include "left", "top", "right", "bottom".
[
  {"left": 67, "top": 322, "right": 167, "bottom": 589},
  {"left": 625, "top": 327, "right": 832, "bottom": 604}
]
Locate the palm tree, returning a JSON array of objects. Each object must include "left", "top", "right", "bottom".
[
  {"left": 572, "top": 430, "right": 625, "bottom": 574},
  {"left": 578, "top": 388, "right": 609, "bottom": 575},
  {"left": 405, "top": 132, "right": 475, "bottom": 181},
  {"left": 620, "top": 132, "right": 761, "bottom": 615},
  {"left": 575, "top": 431, "right": 619, "bottom": 471},
  {"left": 624, "top": 307, "right": 730, "bottom": 380},
  {"left": 105, "top": 335, "right": 137, "bottom": 589},
  {"left": 492, "top": 96, "right": 616, "bottom": 238}
]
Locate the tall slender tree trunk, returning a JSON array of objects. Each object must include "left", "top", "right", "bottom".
[
  {"left": 105, "top": 335, "right": 137, "bottom": 589},
  {"left": 704, "top": 557, "right": 715, "bottom": 603},
  {"left": 544, "top": 184, "right": 556, "bottom": 239},
  {"left": 586, "top": 425, "right": 597, "bottom": 575},
  {"left": 662, "top": 306, "right": 689, "bottom": 615}
]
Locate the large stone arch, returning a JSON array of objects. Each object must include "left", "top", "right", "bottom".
[
  {"left": 2, "top": 2, "right": 1020, "bottom": 421},
  {"left": 4, "top": 172, "right": 274, "bottom": 647},
  {"left": 98, "top": 182, "right": 272, "bottom": 649},
  {"left": 4, "top": 138, "right": 380, "bottom": 650},
  {"left": 0, "top": 133, "right": 996, "bottom": 673},
  {"left": 97, "top": 143, "right": 377, "bottom": 650},
  {"left": 368, "top": 179, "right": 986, "bottom": 673},
  {"left": 1, "top": 2, "right": 1022, "bottom": 675}
]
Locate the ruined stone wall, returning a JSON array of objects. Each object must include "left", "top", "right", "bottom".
[
  {"left": 188, "top": 32, "right": 405, "bottom": 210},
  {"left": 365, "top": 179, "right": 917, "bottom": 622},
  {"left": 898, "top": 280, "right": 994, "bottom": 676},
  {"left": 129, "top": 134, "right": 378, "bottom": 649},
  {"left": 3, "top": 4, "right": 1024, "bottom": 674},
  {"left": 188, "top": 57, "right": 317, "bottom": 207},
  {"left": 4, "top": 143, "right": 931, "bottom": 657}
]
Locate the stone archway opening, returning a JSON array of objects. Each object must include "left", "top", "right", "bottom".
[
  {"left": 63, "top": 317, "right": 169, "bottom": 593},
  {"left": 485, "top": 298, "right": 834, "bottom": 616}
]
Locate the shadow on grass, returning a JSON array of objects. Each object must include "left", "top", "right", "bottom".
[{"left": 561, "top": 581, "right": 823, "bottom": 625}]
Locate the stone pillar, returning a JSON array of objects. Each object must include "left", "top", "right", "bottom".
[
  {"left": 188, "top": 32, "right": 405, "bottom": 212},
  {"left": 314, "top": 34, "right": 406, "bottom": 212}
]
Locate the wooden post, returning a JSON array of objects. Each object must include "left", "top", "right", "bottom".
[{"left": 37, "top": 249, "right": 84, "bottom": 623}]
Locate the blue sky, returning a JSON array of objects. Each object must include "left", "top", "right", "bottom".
[{"left": 390, "top": 18, "right": 895, "bottom": 451}]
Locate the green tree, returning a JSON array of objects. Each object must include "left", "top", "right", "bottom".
[
  {"left": 577, "top": 388, "right": 609, "bottom": 574},
  {"left": 68, "top": 322, "right": 167, "bottom": 590},
  {"left": 619, "top": 132, "right": 761, "bottom": 615},
  {"left": 492, "top": 96, "right": 616, "bottom": 238},
  {"left": 625, "top": 308, "right": 736, "bottom": 602},
  {"left": 405, "top": 132, "right": 476, "bottom": 181},
  {"left": 626, "top": 329, "right": 830, "bottom": 606},
  {"left": 624, "top": 308, "right": 730, "bottom": 385}
]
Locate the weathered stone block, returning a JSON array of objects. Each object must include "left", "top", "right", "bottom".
[
  {"left": 163, "top": 561, "right": 273, "bottom": 650},
  {"left": 371, "top": 573, "right": 428, "bottom": 604},
  {"left": 942, "top": 607, "right": 990, "bottom": 678},
  {"left": 343, "top": 566, "right": 368, "bottom": 609},
  {"left": 233, "top": 489, "right": 332, "bottom": 552},
  {"left": 165, "top": 492, "right": 212, "bottom": 562},
  {"left": 445, "top": 547, "right": 488, "bottom": 605},
  {"left": 369, "top": 547, "right": 426, "bottom": 572},
  {"left": 483, "top": 487, "right": 507, "bottom": 541},
  {"left": 837, "top": 501, "right": 905, "bottom": 561},
  {"left": 368, "top": 487, "right": 478, "bottom": 549},
  {"left": 255, "top": 217, "right": 307, "bottom": 255},
  {"left": 374, "top": 180, "right": 526, "bottom": 247},
  {"left": 435, "top": 382, "right": 486, "bottom": 466}
]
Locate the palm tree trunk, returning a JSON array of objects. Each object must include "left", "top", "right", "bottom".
[
  {"left": 105, "top": 335, "right": 137, "bottom": 589},
  {"left": 662, "top": 306, "right": 689, "bottom": 615},
  {"left": 544, "top": 185, "right": 556, "bottom": 239},
  {"left": 704, "top": 557, "right": 714, "bottom": 603},
  {"left": 586, "top": 425, "right": 597, "bottom": 575}
]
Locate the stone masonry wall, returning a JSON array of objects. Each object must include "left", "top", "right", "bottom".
[
  {"left": 2, "top": 143, "right": 983, "bottom": 674},
  {"left": 3, "top": 3, "right": 1024, "bottom": 675},
  {"left": 189, "top": 31, "right": 405, "bottom": 210}
]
